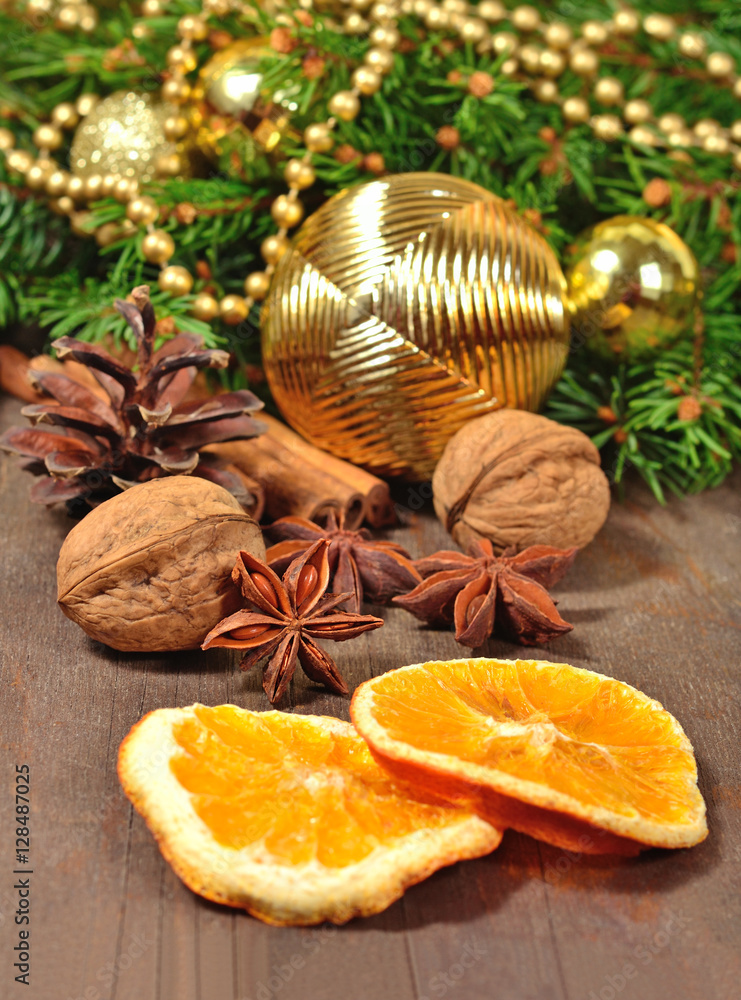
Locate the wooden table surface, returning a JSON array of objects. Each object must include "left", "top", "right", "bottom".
[{"left": 1, "top": 393, "right": 739, "bottom": 1000}]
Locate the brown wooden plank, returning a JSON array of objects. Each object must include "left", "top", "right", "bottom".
[{"left": 1, "top": 393, "right": 739, "bottom": 1000}]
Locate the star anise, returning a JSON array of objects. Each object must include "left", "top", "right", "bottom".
[
  {"left": 0, "top": 285, "right": 264, "bottom": 511},
  {"left": 202, "top": 538, "right": 384, "bottom": 703},
  {"left": 393, "top": 540, "right": 577, "bottom": 647},
  {"left": 266, "top": 510, "right": 421, "bottom": 612}
]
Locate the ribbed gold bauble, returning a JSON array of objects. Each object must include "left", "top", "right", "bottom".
[
  {"left": 566, "top": 216, "right": 700, "bottom": 363},
  {"left": 189, "top": 39, "right": 301, "bottom": 181},
  {"left": 261, "top": 173, "right": 570, "bottom": 480},
  {"left": 69, "top": 91, "right": 180, "bottom": 183}
]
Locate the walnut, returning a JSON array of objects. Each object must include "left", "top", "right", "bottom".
[
  {"left": 57, "top": 476, "right": 265, "bottom": 652},
  {"left": 432, "top": 410, "right": 610, "bottom": 553}
]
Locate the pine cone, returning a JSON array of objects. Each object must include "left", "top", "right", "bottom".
[{"left": 0, "top": 285, "right": 265, "bottom": 512}]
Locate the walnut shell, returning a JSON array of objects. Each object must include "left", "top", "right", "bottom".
[
  {"left": 57, "top": 476, "right": 265, "bottom": 652},
  {"left": 432, "top": 410, "right": 610, "bottom": 553}
]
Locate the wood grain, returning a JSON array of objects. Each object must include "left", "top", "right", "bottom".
[{"left": 0, "top": 394, "right": 739, "bottom": 1000}]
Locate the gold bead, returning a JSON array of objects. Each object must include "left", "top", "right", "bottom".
[
  {"left": 706, "top": 52, "right": 735, "bottom": 79},
  {"left": 6, "top": 150, "right": 34, "bottom": 174},
  {"left": 478, "top": 0, "right": 505, "bottom": 22},
  {"left": 66, "top": 175, "right": 86, "bottom": 201},
  {"left": 46, "top": 170, "right": 70, "bottom": 196},
  {"left": 594, "top": 76, "right": 624, "bottom": 107},
  {"left": 155, "top": 153, "right": 183, "bottom": 178},
  {"left": 261, "top": 234, "right": 290, "bottom": 265},
  {"left": 51, "top": 102, "right": 79, "bottom": 130},
  {"left": 271, "top": 195, "right": 304, "bottom": 229},
  {"left": 533, "top": 79, "right": 558, "bottom": 103},
  {"left": 26, "top": 0, "right": 53, "bottom": 17},
  {"left": 658, "top": 113, "right": 685, "bottom": 134},
  {"left": 101, "top": 174, "right": 119, "bottom": 197},
  {"left": 202, "top": 0, "right": 229, "bottom": 13},
  {"left": 51, "top": 195, "right": 74, "bottom": 216},
  {"left": 491, "top": 31, "right": 517, "bottom": 55},
  {"left": 544, "top": 23, "right": 573, "bottom": 50},
  {"left": 666, "top": 129, "right": 693, "bottom": 148},
  {"left": 352, "top": 0, "right": 373, "bottom": 10},
  {"left": 500, "top": 57, "right": 519, "bottom": 77},
  {"left": 570, "top": 48, "right": 599, "bottom": 76},
  {"left": 244, "top": 271, "right": 271, "bottom": 301},
  {"left": 459, "top": 17, "right": 488, "bottom": 45},
  {"left": 629, "top": 125, "right": 657, "bottom": 146},
  {"left": 511, "top": 5, "right": 540, "bottom": 32},
  {"left": 733, "top": 150, "right": 741, "bottom": 172},
  {"left": 539, "top": 49, "right": 566, "bottom": 78},
  {"left": 192, "top": 293, "right": 220, "bottom": 322},
  {"left": 369, "top": 25, "right": 400, "bottom": 49},
  {"left": 581, "top": 20, "right": 609, "bottom": 46},
  {"left": 730, "top": 120, "right": 741, "bottom": 144},
  {"left": 141, "top": 0, "right": 163, "bottom": 15},
  {"left": 142, "top": 229, "right": 175, "bottom": 264},
  {"left": 441, "top": 0, "right": 466, "bottom": 12},
  {"left": 284, "top": 159, "right": 315, "bottom": 189},
  {"left": 304, "top": 123, "right": 334, "bottom": 153},
  {"left": 126, "top": 195, "right": 159, "bottom": 225},
  {"left": 78, "top": 6, "right": 98, "bottom": 33},
  {"left": 678, "top": 31, "right": 706, "bottom": 60},
  {"left": 132, "top": 22, "right": 151, "bottom": 40},
  {"left": 412, "top": 0, "right": 433, "bottom": 15},
  {"left": 624, "top": 99, "right": 652, "bottom": 125},
  {"left": 352, "top": 66, "right": 382, "bottom": 95},
  {"left": 33, "top": 124, "right": 63, "bottom": 151},
  {"left": 702, "top": 133, "right": 730, "bottom": 155},
  {"left": 55, "top": 5, "right": 80, "bottom": 29},
  {"left": 643, "top": 14, "right": 675, "bottom": 42},
  {"left": 693, "top": 119, "right": 722, "bottom": 139},
  {"left": 84, "top": 173, "right": 104, "bottom": 201},
  {"left": 25, "top": 161, "right": 54, "bottom": 191},
  {"left": 167, "top": 46, "right": 198, "bottom": 73},
  {"left": 612, "top": 9, "right": 639, "bottom": 36},
  {"left": 328, "top": 91, "right": 361, "bottom": 122},
  {"left": 114, "top": 177, "right": 137, "bottom": 203},
  {"left": 95, "top": 222, "right": 121, "bottom": 247},
  {"left": 219, "top": 294, "right": 249, "bottom": 325},
  {"left": 0, "top": 127, "right": 15, "bottom": 151},
  {"left": 177, "top": 14, "right": 208, "bottom": 41},
  {"left": 373, "top": 0, "right": 398, "bottom": 18},
  {"left": 161, "top": 78, "right": 191, "bottom": 104},
  {"left": 562, "top": 96, "right": 590, "bottom": 124},
  {"left": 159, "top": 265, "right": 193, "bottom": 296},
  {"left": 344, "top": 12, "right": 369, "bottom": 33},
  {"left": 424, "top": 7, "right": 450, "bottom": 29},
  {"left": 75, "top": 93, "right": 99, "bottom": 118},
  {"left": 364, "top": 46, "right": 395, "bottom": 74},
  {"left": 518, "top": 44, "right": 542, "bottom": 74},
  {"left": 69, "top": 211, "right": 93, "bottom": 237},
  {"left": 592, "top": 114, "right": 623, "bottom": 142},
  {"left": 163, "top": 114, "right": 189, "bottom": 141}
]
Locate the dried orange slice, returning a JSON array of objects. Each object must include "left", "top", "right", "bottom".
[
  {"left": 118, "top": 704, "right": 501, "bottom": 926},
  {"left": 351, "top": 658, "right": 708, "bottom": 855}
]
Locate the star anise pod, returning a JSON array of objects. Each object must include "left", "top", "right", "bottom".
[
  {"left": 393, "top": 540, "right": 577, "bottom": 647},
  {"left": 0, "top": 285, "right": 265, "bottom": 511},
  {"left": 266, "top": 510, "right": 421, "bottom": 612},
  {"left": 202, "top": 538, "right": 384, "bottom": 703}
]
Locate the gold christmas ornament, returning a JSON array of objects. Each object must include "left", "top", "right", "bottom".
[
  {"left": 261, "top": 173, "right": 570, "bottom": 481},
  {"left": 189, "top": 39, "right": 302, "bottom": 181},
  {"left": 69, "top": 91, "right": 180, "bottom": 183},
  {"left": 566, "top": 216, "right": 700, "bottom": 363}
]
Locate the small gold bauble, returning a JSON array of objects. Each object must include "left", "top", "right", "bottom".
[
  {"left": 101, "top": 174, "right": 119, "bottom": 197},
  {"left": 284, "top": 158, "right": 315, "bottom": 189},
  {"left": 70, "top": 211, "right": 93, "bottom": 237},
  {"left": 593, "top": 77, "right": 624, "bottom": 107},
  {"left": 162, "top": 78, "right": 191, "bottom": 105},
  {"left": 159, "top": 265, "right": 194, "bottom": 296},
  {"left": 566, "top": 216, "right": 700, "bottom": 363},
  {"left": 78, "top": 7, "right": 98, "bottom": 33},
  {"left": 694, "top": 118, "right": 722, "bottom": 138},
  {"left": 570, "top": 48, "right": 599, "bottom": 76},
  {"left": 56, "top": 5, "right": 80, "bottom": 29},
  {"left": 0, "top": 128, "right": 15, "bottom": 151},
  {"left": 167, "top": 45, "right": 198, "bottom": 73},
  {"left": 261, "top": 173, "right": 569, "bottom": 480},
  {"left": 730, "top": 120, "right": 741, "bottom": 143},
  {"left": 592, "top": 115, "right": 623, "bottom": 142},
  {"left": 51, "top": 103, "right": 79, "bottom": 130},
  {"left": 244, "top": 271, "right": 271, "bottom": 300},
  {"left": 734, "top": 79, "right": 741, "bottom": 99},
  {"left": 364, "top": 46, "right": 395, "bottom": 74},
  {"left": 581, "top": 20, "right": 609, "bottom": 46},
  {"left": 164, "top": 115, "right": 190, "bottom": 140},
  {"left": 518, "top": 44, "right": 542, "bottom": 74},
  {"left": 33, "top": 124, "right": 63, "bottom": 151},
  {"left": 126, "top": 195, "right": 159, "bottom": 225},
  {"left": 706, "top": 52, "right": 735, "bottom": 79},
  {"left": 344, "top": 12, "right": 369, "bottom": 33},
  {"left": 629, "top": 126, "right": 657, "bottom": 146},
  {"left": 678, "top": 31, "right": 706, "bottom": 60},
  {"left": 328, "top": 91, "right": 361, "bottom": 122},
  {"left": 491, "top": 31, "right": 516, "bottom": 54},
  {"left": 114, "top": 177, "right": 137, "bottom": 202},
  {"left": 351, "top": 66, "right": 382, "bottom": 96},
  {"left": 612, "top": 9, "right": 639, "bottom": 36},
  {"left": 141, "top": 0, "right": 163, "bottom": 14},
  {"left": 155, "top": 153, "right": 182, "bottom": 177},
  {"left": 538, "top": 49, "right": 566, "bottom": 78},
  {"left": 192, "top": 292, "right": 220, "bottom": 322},
  {"left": 46, "top": 170, "right": 70, "bottom": 197},
  {"left": 26, "top": 161, "right": 54, "bottom": 191},
  {"left": 51, "top": 195, "right": 74, "bottom": 216},
  {"left": 220, "top": 294, "right": 249, "bottom": 325},
  {"left": 83, "top": 173, "right": 104, "bottom": 200},
  {"left": 271, "top": 194, "right": 304, "bottom": 228},
  {"left": 66, "top": 175, "right": 86, "bottom": 201},
  {"left": 177, "top": 14, "right": 208, "bottom": 40},
  {"left": 189, "top": 39, "right": 302, "bottom": 180},
  {"left": 95, "top": 222, "right": 120, "bottom": 247},
  {"left": 69, "top": 91, "right": 180, "bottom": 184},
  {"left": 657, "top": 112, "right": 685, "bottom": 134},
  {"left": 477, "top": 0, "right": 505, "bottom": 21},
  {"left": 702, "top": 134, "right": 730, "bottom": 155},
  {"left": 261, "top": 234, "right": 289, "bottom": 265},
  {"left": 304, "top": 123, "right": 334, "bottom": 153},
  {"left": 544, "top": 22, "right": 572, "bottom": 50},
  {"left": 459, "top": 17, "right": 487, "bottom": 44},
  {"left": 624, "top": 99, "right": 652, "bottom": 125},
  {"left": 142, "top": 230, "right": 175, "bottom": 264},
  {"left": 510, "top": 4, "right": 540, "bottom": 32},
  {"left": 369, "top": 25, "right": 400, "bottom": 49},
  {"left": 533, "top": 79, "right": 558, "bottom": 103},
  {"left": 6, "top": 150, "right": 34, "bottom": 174},
  {"left": 643, "top": 13, "right": 675, "bottom": 41},
  {"left": 562, "top": 96, "right": 590, "bottom": 124},
  {"left": 76, "top": 93, "right": 99, "bottom": 118}
]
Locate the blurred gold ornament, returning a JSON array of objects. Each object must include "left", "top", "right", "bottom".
[
  {"left": 189, "top": 39, "right": 301, "bottom": 181},
  {"left": 261, "top": 173, "right": 569, "bottom": 480},
  {"left": 69, "top": 91, "right": 181, "bottom": 183},
  {"left": 566, "top": 216, "right": 700, "bottom": 363}
]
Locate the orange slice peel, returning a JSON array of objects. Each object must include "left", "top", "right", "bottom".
[
  {"left": 118, "top": 704, "right": 502, "bottom": 926},
  {"left": 351, "top": 657, "right": 708, "bottom": 855}
]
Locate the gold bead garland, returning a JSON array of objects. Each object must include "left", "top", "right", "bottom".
[{"left": 3, "top": 0, "right": 741, "bottom": 325}]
